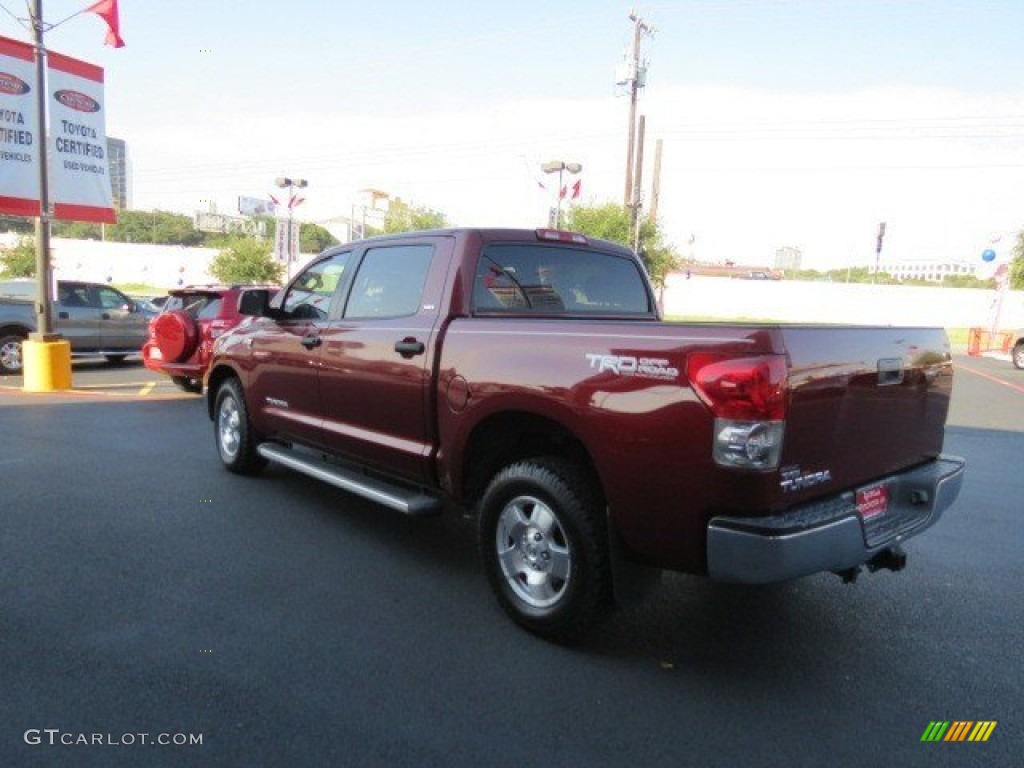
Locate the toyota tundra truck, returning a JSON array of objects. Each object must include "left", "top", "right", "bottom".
[{"left": 205, "top": 228, "right": 965, "bottom": 641}]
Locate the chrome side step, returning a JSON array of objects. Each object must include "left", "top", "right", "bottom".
[{"left": 257, "top": 443, "right": 442, "bottom": 516}]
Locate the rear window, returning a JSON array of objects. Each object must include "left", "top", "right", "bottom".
[
  {"left": 473, "top": 244, "right": 651, "bottom": 315},
  {"left": 164, "top": 293, "right": 220, "bottom": 318}
]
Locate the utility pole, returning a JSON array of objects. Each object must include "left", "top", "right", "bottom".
[
  {"left": 648, "top": 138, "right": 663, "bottom": 224},
  {"left": 631, "top": 115, "right": 646, "bottom": 253},
  {"left": 621, "top": 11, "right": 653, "bottom": 206}
]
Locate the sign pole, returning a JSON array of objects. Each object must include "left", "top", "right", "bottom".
[
  {"left": 21, "top": 0, "right": 72, "bottom": 391},
  {"left": 30, "top": 0, "right": 55, "bottom": 339}
]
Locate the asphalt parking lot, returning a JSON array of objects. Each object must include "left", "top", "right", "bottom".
[{"left": 1, "top": 355, "right": 1021, "bottom": 767}]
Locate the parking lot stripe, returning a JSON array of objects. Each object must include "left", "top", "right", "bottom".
[{"left": 956, "top": 362, "right": 1024, "bottom": 395}]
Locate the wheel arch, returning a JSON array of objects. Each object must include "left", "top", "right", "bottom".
[
  {"left": 205, "top": 362, "right": 243, "bottom": 420},
  {"left": 460, "top": 410, "right": 606, "bottom": 511}
]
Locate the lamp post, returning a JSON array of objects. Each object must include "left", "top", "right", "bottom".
[
  {"left": 541, "top": 160, "right": 582, "bottom": 229},
  {"left": 275, "top": 176, "right": 307, "bottom": 279}
]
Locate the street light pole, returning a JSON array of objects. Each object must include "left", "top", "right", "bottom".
[
  {"left": 275, "top": 176, "right": 307, "bottom": 280},
  {"left": 541, "top": 160, "right": 582, "bottom": 229}
]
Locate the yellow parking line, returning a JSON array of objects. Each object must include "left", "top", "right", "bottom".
[{"left": 139, "top": 382, "right": 156, "bottom": 396}]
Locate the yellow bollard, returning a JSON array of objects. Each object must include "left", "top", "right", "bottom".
[{"left": 22, "top": 339, "right": 73, "bottom": 392}]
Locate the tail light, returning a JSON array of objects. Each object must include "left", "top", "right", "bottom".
[
  {"left": 208, "top": 319, "right": 233, "bottom": 339},
  {"left": 687, "top": 354, "right": 787, "bottom": 470}
]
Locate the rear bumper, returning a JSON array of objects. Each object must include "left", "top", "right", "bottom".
[
  {"left": 142, "top": 342, "right": 203, "bottom": 378},
  {"left": 706, "top": 455, "right": 966, "bottom": 584}
]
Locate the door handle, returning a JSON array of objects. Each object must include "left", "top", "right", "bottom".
[
  {"left": 101, "top": 313, "right": 111, "bottom": 320},
  {"left": 300, "top": 334, "right": 322, "bottom": 350},
  {"left": 58, "top": 311, "right": 69, "bottom": 319},
  {"left": 395, "top": 338, "right": 425, "bottom": 358}
]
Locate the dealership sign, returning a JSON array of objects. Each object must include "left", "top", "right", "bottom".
[{"left": 0, "top": 34, "right": 115, "bottom": 223}]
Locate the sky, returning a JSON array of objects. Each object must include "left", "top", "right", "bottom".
[{"left": 3, "top": 0, "right": 1023, "bottom": 270}]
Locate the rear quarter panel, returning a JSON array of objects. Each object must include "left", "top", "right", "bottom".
[{"left": 438, "top": 319, "right": 784, "bottom": 572}]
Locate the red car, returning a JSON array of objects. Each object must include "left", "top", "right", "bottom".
[{"left": 142, "top": 284, "right": 278, "bottom": 393}]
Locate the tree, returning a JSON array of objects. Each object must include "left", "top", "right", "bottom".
[
  {"left": 208, "top": 237, "right": 283, "bottom": 285},
  {"left": 0, "top": 236, "right": 37, "bottom": 277},
  {"left": 565, "top": 202, "right": 679, "bottom": 288},
  {"left": 51, "top": 220, "right": 102, "bottom": 240},
  {"left": 104, "top": 209, "right": 204, "bottom": 246},
  {"left": 380, "top": 200, "right": 448, "bottom": 235},
  {"left": 1011, "top": 229, "right": 1024, "bottom": 290},
  {"left": 298, "top": 221, "right": 339, "bottom": 253}
]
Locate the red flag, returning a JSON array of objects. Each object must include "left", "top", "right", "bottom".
[
  {"left": 289, "top": 195, "right": 305, "bottom": 209},
  {"left": 88, "top": 0, "right": 125, "bottom": 48},
  {"left": 559, "top": 185, "right": 567, "bottom": 199},
  {"left": 571, "top": 179, "right": 582, "bottom": 200}
]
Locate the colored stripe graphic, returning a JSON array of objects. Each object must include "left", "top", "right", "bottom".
[
  {"left": 921, "top": 721, "right": 997, "bottom": 742},
  {"left": 968, "top": 722, "right": 997, "bottom": 742},
  {"left": 945, "top": 721, "right": 972, "bottom": 741}
]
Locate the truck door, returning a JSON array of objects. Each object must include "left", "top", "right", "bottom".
[
  {"left": 55, "top": 282, "right": 101, "bottom": 352},
  {"left": 316, "top": 238, "right": 453, "bottom": 483},
  {"left": 247, "top": 251, "right": 352, "bottom": 447},
  {"left": 94, "top": 285, "right": 148, "bottom": 350}
]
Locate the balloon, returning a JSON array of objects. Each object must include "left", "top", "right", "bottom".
[{"left": 982, "top": 249, "right": 996, "bottom": 262}]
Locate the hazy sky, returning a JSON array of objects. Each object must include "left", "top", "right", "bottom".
[{"left": 4, "top": 0, "right": 1023, "bottom": 269}]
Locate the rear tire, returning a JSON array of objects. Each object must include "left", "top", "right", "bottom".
[
  {"left": 1013, "top": 341, "right": 1024, "bottom": 370},
  {"left": 172, "top": 375, "right": 203, "bottom": 394},
  {"left": 0, "top": 334, "right": 23, "bottom": 375},
  {"left": 214, "top": 378, "right": 266, "bottom": 474},
  {"left": 478, "top": 457, "right": 610, "bottom": 643}
]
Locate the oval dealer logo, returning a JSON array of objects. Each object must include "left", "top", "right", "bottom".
[
  {"left": 0, "top": 72, "right": 30, "bottom": 95},
  {"left": 54, "top": 89, "right": 99, "bottom": 112}
]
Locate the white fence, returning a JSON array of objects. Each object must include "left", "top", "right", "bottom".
[
  {"left": 4, "top": 234, "right": 1022, "bottom": 330},
  {"left": 662, "top": 273, "right": 1024, "bottom": 330}
]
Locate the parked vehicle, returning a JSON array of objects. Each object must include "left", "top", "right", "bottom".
[
  {"left": 204, "top": 228, "right": 965, "bottom": 641},
  {"left": 142, "top": 284, "right": 279, "bottom": 393},
  {"left": 0, "top": 280, "right": 155, "bottom": 375},
  {"left": 1012, "top": 329, "right": 1024, "bottom": 369}
]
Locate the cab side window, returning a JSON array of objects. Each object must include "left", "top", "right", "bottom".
[
  {"left": 281, "top": 252, "right": 350, "bottom": 320},
  {"left": 345, "top": 245, "right": 433, "bottom": 319},
  {"left": 95, "top": 286, "right": 130, "bottom": 310}
]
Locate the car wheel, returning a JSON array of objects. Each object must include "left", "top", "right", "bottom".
[
  {"left": 214, "top": 378, "right": 266, "bottom": 475},
  {"left": 478, "top": 457, "right": 610, "bottom": 642},
  {"left": 1013, "top": 342, "right": 1024, "bottom": 370},
  {"left": 0, "top": 334, "right": 24, "bottom": 375},
  {"left": 172, "top": 376, "right": 203, "bottom": 394},
  {"left": 104, "top": 354, "right": 127, "bottom": 365}
]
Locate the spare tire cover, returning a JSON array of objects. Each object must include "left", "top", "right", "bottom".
[{"left": 153, "top": 310, "right": 198, "bottom": 363}]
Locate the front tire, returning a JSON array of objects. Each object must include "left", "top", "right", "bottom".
[
  {"left": 0, "top": 334, "right": 24, "bottom": 375},
  {"left": 478, "top": 457, "right": 610, "bottom": 642},
  {"left": 1013, "top": 341, "right": 1024, "bottom": 370},
  {"left": 214, "top": 378, "right": 266, "bottom": 474}
]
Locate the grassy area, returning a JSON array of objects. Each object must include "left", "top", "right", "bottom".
[{"left": 114, "top": 283, "right": 166, "bottom": 296}]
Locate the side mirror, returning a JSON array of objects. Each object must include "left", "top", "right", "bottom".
[{"left": 238, "top": 288, "right": 274, "bottom": 317}]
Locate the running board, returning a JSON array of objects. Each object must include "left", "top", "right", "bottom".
[{"left": 257, "top": 443, "right": 442, "bottom": 516}]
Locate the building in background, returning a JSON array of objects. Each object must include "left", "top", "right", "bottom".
[
  {"left": 774, "top": 246, "right": 802, "bottom": 272},
  {"left": 879, "top": 259, "right": 977, "bottom": 283},
  {"left": 106, "top": 137, "right": 130, "bottom": 210}
]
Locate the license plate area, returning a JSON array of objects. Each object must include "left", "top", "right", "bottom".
[{"left": 856, "top": 483, "right": 889, "bottom": 520}]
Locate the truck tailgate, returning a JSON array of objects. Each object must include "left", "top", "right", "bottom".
[{"left": 775, "top": 326, "right": 953, "bottom": 509}]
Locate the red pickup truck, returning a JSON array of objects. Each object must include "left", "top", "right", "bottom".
[{"left": 206, "top": 228, "right": 965, "bottom": 641}]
